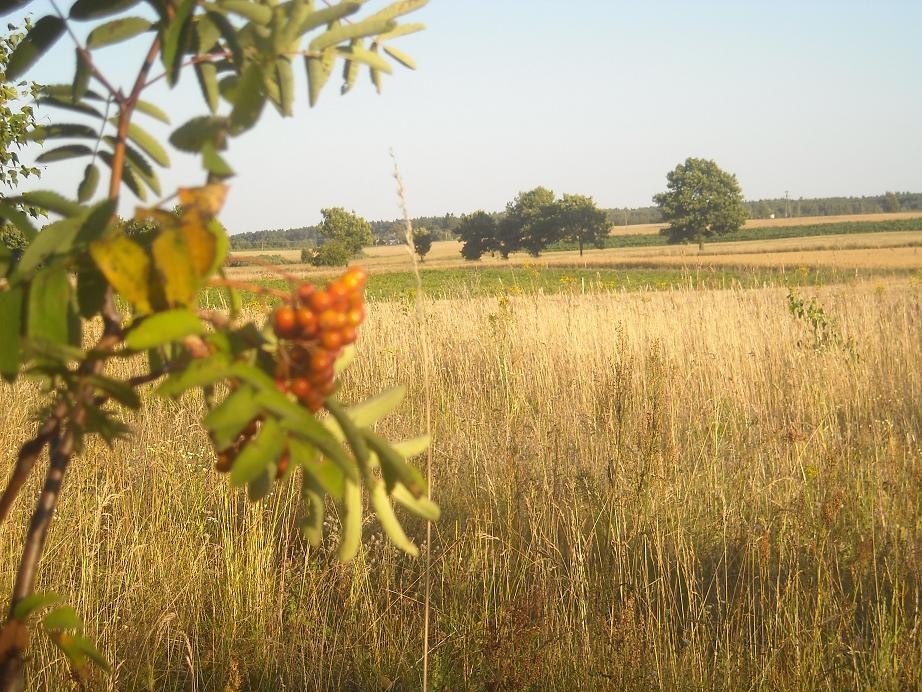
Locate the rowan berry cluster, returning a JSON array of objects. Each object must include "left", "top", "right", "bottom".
[
  {"left": 213, "top": 267, "right": 368, "bottom": 477},
  {"left": 273, "top": 266, "right": 368, "bottom": 412}
]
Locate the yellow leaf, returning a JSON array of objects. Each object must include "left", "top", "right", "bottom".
[
  {"left": 134, "top": 208, "right": 176, "bottom": 227},
  {"left": 178, "top": 183, "right": 227, "bottom": 217},
  {"left": 152, "top": 227, "right": 197, "bottom": 306},
  {"left": 180, "top": 210, "right": 217, "bottom": 277},
  {"left": 89, "top": 235, "right": 153, "bottom": 313}
]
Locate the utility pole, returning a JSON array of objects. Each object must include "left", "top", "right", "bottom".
[{"left": 784, "top": 190, "right": 790, "bottom": 218}]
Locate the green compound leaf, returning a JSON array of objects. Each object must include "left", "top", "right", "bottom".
[
  {"left": 27, "top": 266, "right": 75, "bottom": 350},
  {"left": 41, "top": 605, "right": 82, "bottom": 631},
  {"left": 382, "top": 44, "right": 416, "bottom": 69},
  {"left": 229, "top": 416, "right": 285, "bottom": 487},
  {"left": 14, "top": 215, "right": 83, "bottom": 279},
  {"left": 72, "top": 48, "right": 91, "bottom": 100},
  {"left": 26, "top": 122, "right": 98, "bottom": 141},
  {"left": 297, "top": 2, "right": 360, "bottom": 35},
  {"left": 0, "top": 286, "right": 24, "bottom": 381},
  {"left": 309, "top": 16, "right": 396, "bottom": 52},
  {"left": 125, "top": 309, "right": 205, "bottom": 350},
  {"left": 305, "top": 49, "right": 335, "bottom": 107},
  {"left": 345, "top": 385, "right": 406, "bottom": 428},
  {"left": 337, "top": 478, "right": 362, "bottom": 561},
  {"left": 219, "top": 0, "right": 272, "bottom": 25},
  {"left": 156, "top": 353, "right": 231, "bottom": 396},
  {"left": 85, "top": 373, "right": 141, "bottom": 410},
  {"left": 134, "top": 99, "right": 170, "bottom": 124},
  {"left": 229, "top": 61, "right": 266, "bottom": 134},
  {"left": 11, "top": 592, "right": 59, "bottom": 621},
  {"left": 70, "top": 0, "right": 140, "bottom": 20},
  {"left": 194, "top": 61, "right": 220, "bottom": 114},
  {"left": 124, "top": 121, "right": 170, "bottom": 167},
  {"left": 370, "top": 482, "right": 418, "bottom": 556},
  {"left": 205, "top": 385, "right": 262, "bottom": 451},
  {"left": 67, "top": 634, "right": 111, "bottom": 673},
  {"left": 170, "top": 115, "right": 229, "bottom": 153},
  {"left": 298, "top": 470, "right": 325, "bottom": 546},
  {"left": 392, "top": 483, "right": 440, "bottom": 521},
  {"left": 74, "top": 197, "right": 117, "bottom": 245},
  {"left": 364, "top": 428, "right": 426, "bottom": 496},
  {"left": 77, "top": 163, "right": 100, "bottom": 203},
  {"left": 86, "top": 16, "right": 152, "bottom": 48},
  {"left": 6, "top": 15, "right": 65, "bottom": 80},
  {"left": 161, "top": 0, "right": 196, "bottom": 85},
  {"left": 36, "top": 144, "right": 93, "bottom": 163},
  {"left": 18, "top": 190, "right": 82, "bottom": 217}
]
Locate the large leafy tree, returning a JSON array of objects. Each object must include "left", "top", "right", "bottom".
[
  {"left": 0, "top": 21, "right": 41, "bottom": 257},
  {"left": 454, "top": 210, "right": 497, "bottom": 261},
  {"left": 556, "top": 193, "right": 608, "bottom": 256},
  {"left": 499, "top": 186, "right": 558, "bottom": 257},
  {"left": 317, "top": 207, "right": 372, "bottom": 256},
  {"left": 0, "top": 1, "right": 434, "bottom": 688},
  {"left": 412, "top": 226, "right": 432, "bottom": 260},
  {"left": 653, "top": 157, "right": 748, "bottom": 244}
]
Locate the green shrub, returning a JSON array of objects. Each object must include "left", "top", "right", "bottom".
[{"left": 311, "top": 240, "right": 352, "bottom": 267}]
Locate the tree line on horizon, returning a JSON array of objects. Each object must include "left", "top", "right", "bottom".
[{"left": 227, "top": 190, "right": 922, "bottom": 251}]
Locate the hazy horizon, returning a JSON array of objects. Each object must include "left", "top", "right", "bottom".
[{"left": 8, "top": 1, "right": 921, "bottom": 233}]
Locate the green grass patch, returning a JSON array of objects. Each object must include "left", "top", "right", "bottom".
[
  {"left": 548, "top": 217, "right": 922, "bottom": 252},
  {"left": 201, "top": 265, "right": 915, "bottom": 308}
]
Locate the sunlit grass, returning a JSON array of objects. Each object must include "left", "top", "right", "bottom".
[{"left": 1, "top": 279, "right": 921, "bottom": 688}]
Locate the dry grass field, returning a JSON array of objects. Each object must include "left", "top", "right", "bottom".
[
  {"left": 1, "top": 279, "right": 920, "bottom": 689},
  {"left": 227, "top": 229, "right": 922, "bottom": 282},
  {"left": 609, "top": 211, "right": 922, "bottom": 236}
]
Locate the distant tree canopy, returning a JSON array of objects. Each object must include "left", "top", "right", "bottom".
[
  {"left": 654, "top": 158, "right": 748, "bottom": 244},
  {"left": 455, "top": 188, "right": 608, "bottom": 260},
  {"left": 454, "top": 211, "right": 498, "bottom": 261},
  {"left": 412, "top": 227, "right": 433, "bottom": 260},
  {"left": 317, "top": 207, "right": 372, "bottom": 256},
  {"left": 556, "top": 193, "right": 610, "bottom": 256}
]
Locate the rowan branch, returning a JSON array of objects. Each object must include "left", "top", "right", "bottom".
[{"left": 0, "top": 400, "right": 66, "bottom": 527}]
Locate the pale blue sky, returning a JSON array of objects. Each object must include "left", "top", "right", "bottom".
[{"left": 9, "top": 1, "right": 922, "bottom": 233}]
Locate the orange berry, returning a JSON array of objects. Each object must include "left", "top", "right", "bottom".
[
  {"left": 276, "top": 449, "right": 290, "bottom": 479},
  {"left": 296, "top": 283, "right": 315, "bottom": 305},
  {"left": 310, "top": 374, "right": 333, "bottom": 393},
  {"left": 275, "top": 377, "right": 288, "bottom": 394},
  {"left": 295, "top": 307, "right": 317, "bottom": 337},
  {"left": 328, "top": 280, "right": 349, "bottom": 311},
  {"left": 290, "top": 377, "right": 311, "bottom": 400},
  {"left": 340, "top": 326, "right": 358, "bottom": 345},
  {"left": 342, "top": 267, "right": 368, "bottom": 292},
  {"left": 318, "top": 308, "right": 346, "bottom": 331},
  {"left": 310, "top": 290, "right": 332, "bottom": 313},
  {"left": 273, "top": 306, "right": 297, "bottom": 337},
  {"left": 319, "top": 329, "right": 343, "bottom": 351},
  {"left": 305, "top": 392, "right": 324, "bottom": 413},
  {"left": 345, "top": 307, "right": 364, "bottom": 327},
  {"left": 309, "top": 349, "right": 334, "bottom": 372},
  {"left": 215, "top": 450, "right": 234, "bottom": 473},
  {"left": 317, "top": 378, "right": 336, "bottom": 397}
]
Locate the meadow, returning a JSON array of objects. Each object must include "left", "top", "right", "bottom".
[
  {"left": 1, "top": 283, "right": 920, "bottom": 689},
  {"left": 2, "top": 222, "right": 921, "bottom": 689}
]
